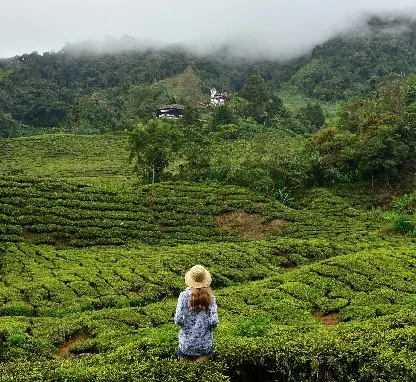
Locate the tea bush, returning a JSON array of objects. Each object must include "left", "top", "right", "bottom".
[{"left": 0, "top": 166, "right": 414, "bottom": 381}]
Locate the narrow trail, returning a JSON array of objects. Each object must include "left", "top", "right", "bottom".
[{"left": 57, "top": 334, "right": 89, "bottom": 358}]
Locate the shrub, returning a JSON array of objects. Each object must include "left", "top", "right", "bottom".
[
  {"left": 0, "top": 302, "right": 33, "bottom": 317},
  {"left": 391, "top": 214, "right": 415, "bottom": 234}
]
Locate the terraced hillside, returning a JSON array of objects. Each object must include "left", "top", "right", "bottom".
[
  {"left": 0, "top": 176, "right": 382, "bottom": 247},
  {"left": 0, "top": 134, "right": 133, "bottom": 187},
  {"left": 1, "top": 242, "right": 416, "bottom": 381},
  {"left": 1, "top": 134, "right": 416, "bottom": 381}
]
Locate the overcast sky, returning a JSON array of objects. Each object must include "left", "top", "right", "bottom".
[{"left": 1, "top": 0, "right": 415, "bottom": 59}]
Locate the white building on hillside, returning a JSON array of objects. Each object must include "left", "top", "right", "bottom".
[{"left": 210, "top": 88, "right": 228, "bottom": 106}]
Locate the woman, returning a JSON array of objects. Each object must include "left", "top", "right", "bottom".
[{"left": 174, "top": 264, "right": 219, "bottom": 361}]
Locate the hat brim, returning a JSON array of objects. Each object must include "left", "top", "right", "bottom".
[{"left": 185, "top": 268, "right": 212, "bottom": 288}]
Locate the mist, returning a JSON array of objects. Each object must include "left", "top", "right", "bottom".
[{"left": 1, "top": 0, "right": 416, "bottom": 59}]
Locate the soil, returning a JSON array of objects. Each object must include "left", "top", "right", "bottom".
[
  {"left": 313, "top": 312, "right": 340, "bottom": 326},
  {"left": 56, "top": 334, "right": 89, "bottom": 358},
  {"left": 54, "top": 235, "right": 71, "bottom": 249},
  {"left": 22, "top": 229, "right": 37, "bottom": 242},
  {"left": 215, "top": 210, "right": 289, "bottom": 240},
  {"left": 284, "top": 265, "right": 297, "bottom": 272}
]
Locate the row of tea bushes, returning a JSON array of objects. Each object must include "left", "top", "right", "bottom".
[
  {"left": 0, "top": 245, "right": 413, "bottom": 355},
  {"left": 0, "top": 176, "right": 385, "bottom": 248},
  {"left": 281, "top": 188, "right": 384, "bottom": 244},
  {"left": 1, "top": 309, "right": 416, "bottom": 381},
  {"left": 0, "top": 358, "right": 230, "bottom": 382},
  {"left": 0, "top": 176, "right": 290, "bottom": 246},
  {"left": 1, "top": 245, "right": 416, "bottom": 380},
  {"left": 0, "top": 238, "right": 350, "bottom": 317},
  {"left": 219, "top": 246, "right": 416, "bottom": 324},
  {"left": 0, "top": 134, "right": 133, "bottom": 183}
]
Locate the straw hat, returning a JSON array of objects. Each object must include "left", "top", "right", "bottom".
[{"left": 185, "top": 265, "right": 212, "bottom": 288}]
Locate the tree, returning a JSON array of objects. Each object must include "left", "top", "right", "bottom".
[
  {"left": 264, "top": 93, "right": 284, "bottom": 121},
  {"left": 67, "top": 98, "right": 81, "bottom": 134},
  {"left": 241, "top": 74, "right": 283, "bottom": 124},
  {"left": 120, "top": 85, "right": 164, "bottom": 128},
  {"left": 179, "top": 122, "right": 213, "bottom": 181},
  {"left": 241, "top": 74, "right": 269, "bottom": 104},
  {"left": 0, "top": 113, "right": 23, "bottom": 138},
  {"left": 176, "top": 67, "right": 204, "bottom": 107},
  {"left": 227, "top": 95, "right": 248, "bottom": 119},
  {"left": 69, "top": 92, "right": 117, "bottom": 134},
  {"left": 374, "top": 73, "right": 405, "bottom": 115},
  {"left": 129, "top": 119, "right": 181, "bottom": 184},
  {"left": 296, "top": 103, "right": 325, "bottom": 133},
  {"left": 181, "top": 105, "right": 202, "bottom": 127},
  {"left": 358, "top": 124, "right": 408, "bottom": 184},
  {"left": 399, "top": 75, "right": 416, "bottom": 160},
  {"left": 241, "top": 74, "right": 269, "bottom": 123},
  {"left": 313, "top": 74, "right": 413, "bottom": 184},
  {"left": 210, "top": 105, "right": 235, "bottom": 130}
]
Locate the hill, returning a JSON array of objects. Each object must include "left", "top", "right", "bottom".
[
  {"left": 1, "top": 15, "right": 416, "bottom": 132},
  {"left": 1, "top": 13, "right": 416, "bottom": 379},
  {"left": 0, "top": 134, "right": 133, "bottom": 186},
  {"left": 1, "top": 134, "right": 416, "bottom": 379}
]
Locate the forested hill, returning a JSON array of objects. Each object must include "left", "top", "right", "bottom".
[
  {"left": 291, "top": 15, "right": 416, "bottom": 100},
  {"left": 1, "top": 15, "right": 416, "bottom": 129}
]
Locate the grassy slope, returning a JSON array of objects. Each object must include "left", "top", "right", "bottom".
[
  {"left": 0, "top": 134, "right": 415, "bottom": 381},
  {"left": 0, "top": 134, "right": 135, "bottom": 190},
  {"left": 277, "top": 84, "right": 345, "bottom": 122}
]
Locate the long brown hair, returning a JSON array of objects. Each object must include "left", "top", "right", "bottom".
[{"left": 189, "top": 287, "right": 212, "bottom": 311}]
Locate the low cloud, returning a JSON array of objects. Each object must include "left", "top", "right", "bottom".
[{"left": 1, "top": 1, "right": 416, "bottom": 59}]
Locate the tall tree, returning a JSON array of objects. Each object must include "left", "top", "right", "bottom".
[
  {"left": 181, "top": 105, "right": 202, "bottom": 127},
  {"left": 129, "top": 119, "right": 181, "bottom": 184},
  {"left": 176, "top": 67, "right": 204, "bottom": 107},
  {"left": 296, "top": 103, "right": 325, "bottom": 133},
  {"left": 241, "top": 74, "right": 283, "bottom": 124},
  {"left": 71, "top": 92, "right": 117, "bottom": 134},
  {"left": 210, "top": 105, "right": 235, "bottom": 130}
]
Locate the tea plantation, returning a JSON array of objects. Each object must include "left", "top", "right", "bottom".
[{"left": 0, "top": 134, "right": 416, "bottom": 381}]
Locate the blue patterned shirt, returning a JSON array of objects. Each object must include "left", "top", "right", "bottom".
[{"left": 174, "top": 287, "right": 219, "bottom": 356}]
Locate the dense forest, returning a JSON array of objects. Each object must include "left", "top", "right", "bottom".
[{"left": 1, "top": 15, "right": 416, "bottom": 131}]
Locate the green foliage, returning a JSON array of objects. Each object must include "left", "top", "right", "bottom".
[
  {"left": 0, "top": 113, "right": 27, "bottom": 138},
  {"left": 68, "top": 92, "right": 118, "bottom": 134},
  {"left": 129, "top": 119, "right": 181, "bottom": 183},
  {"left": 390, "top": 214, "right": 415, "bottom": 234},
  {"left": 357, "top": 124, "right": 408, "bottom": 181},
  {"left": 210, "top": 105, "right": 235, "bottom": 130},
  {"left": 4, "top": 35, "right": 416, "bottom": 379},
  {"left": 211, "top": 134, "right": 321, "bottom": 194},
  {"left": 393, "top": 193, "right": 415, "bottom": 214},
  {"left": 233, "top": 316, "right": 272, "bottom": 338},
  {"left": 176, "top": 67, "right": 204, "bottom": 107},
  {"left": 241, "top": 74, "right": 283, "bottom": 124},
  {"left": 273, "top": 187, "right": 295, "bottom": 206},
  {"left": 124, "top": 84, "right": 167, "bottom": 124},
  {"left": 2, "top": 17, "right": 416, "bottom": 134},
  {"left": 2, "top": 244, "right": 416, "bottom": 380},
  {"left": 295, "top": 103, "right": 325, "bottom": 133},
  {"left": 181, "top": 105, "right": 202, "bottom": 128},
  {"left": 0, "top": 134, "right": 134, "bottom": 188},
  {"left": 0, "top": 302, "right": 34, "bottom": 317},
  {"left": 383, "top": 192, "right": 416, "bottom": 236},
  {"left": 0, "top": 169, "right": 412, "bottom": 382},
  {"left": 177, "top": 125, "right": 212, "bottom": 181},
  {"left": 312, "top": 74, "right": 414, "bottom": 184},
  {"left": 290, "top": 17, "right": 416, "bottom": 101}
]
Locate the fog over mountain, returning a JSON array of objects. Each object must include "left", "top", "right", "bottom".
[{"left": 1, "top": 0, "right": 416, "bottom": 59}]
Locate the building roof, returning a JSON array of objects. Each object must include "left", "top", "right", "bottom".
[{"left": 156, "top": 104, "right": 184, "bottom": 110}]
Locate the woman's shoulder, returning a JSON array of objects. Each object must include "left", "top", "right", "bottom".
[{"left": 179, "top": 287, "right": 191, "bottom": 297}]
